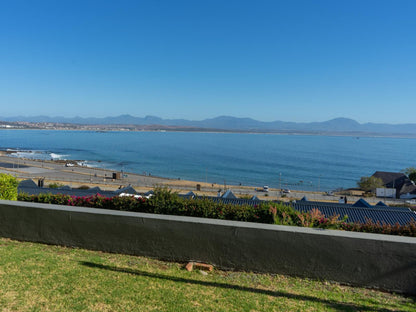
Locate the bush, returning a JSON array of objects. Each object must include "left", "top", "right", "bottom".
[
  {"left": 0, "top": 174, "right": 19, "bottom": 200},
  {"left": 357, "top": 176, "right": 383, "bottom": 193},
  {"left": 48, "top": 183, "right": 65, "bottom": 189},
  {"left": 146, "top": 187, "right": 275, "bottom": 223},
  {"left": 77, "top": 185, "right": 90, "bottom": 190},
  {"left": 341, "top": 218, "right": 416, "bottom": 237},
  {"left": 266, "top": 203, "right": 347, "bottom": 229}
]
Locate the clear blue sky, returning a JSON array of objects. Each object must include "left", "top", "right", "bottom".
[{"left": 0, "top": 0, "right": 415, "bottom": 123}]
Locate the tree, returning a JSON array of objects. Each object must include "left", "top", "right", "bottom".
[
  {"left": 357, "top": 176, "right": 384, "bottom": 193},
  {"left": 0, "top": 174, "right": 19, "bottom": 200},
  {"left": 403, "top": 167, "right": 416, "bottom": 183}
]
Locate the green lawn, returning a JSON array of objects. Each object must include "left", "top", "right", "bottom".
[{"left": 0, "top": 238, "right": 414, "bottom": 311}]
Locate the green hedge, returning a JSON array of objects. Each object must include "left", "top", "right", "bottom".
[
  {"left": 17, "top": 187, "right": 416, "bottom": 236},
  {"left": 17, "top": 188, "right": 276, "bottom": 224}
]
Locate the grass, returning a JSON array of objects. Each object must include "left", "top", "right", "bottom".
[{"left": 0, "top": 238, "right": 415, "bottom": 311}]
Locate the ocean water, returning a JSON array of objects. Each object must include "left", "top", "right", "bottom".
[{"left": 0, "top": 130, "right": 415, "bottom": 191}]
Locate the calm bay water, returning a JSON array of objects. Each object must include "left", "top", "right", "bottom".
[{"left": 1, "top": 130, "right": 415, "bottom": 191}]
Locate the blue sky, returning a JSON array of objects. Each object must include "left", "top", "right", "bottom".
[{"left": 0, "top": 0, "right": 415, "bottom": 123}]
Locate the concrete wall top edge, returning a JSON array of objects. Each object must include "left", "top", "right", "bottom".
[{"left": 1, "top": 199, "right": 415, "bottom": 244}]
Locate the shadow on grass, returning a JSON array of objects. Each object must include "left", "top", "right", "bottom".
[{"left": 80, "top": 261, "right": 409, "bottom": 312}]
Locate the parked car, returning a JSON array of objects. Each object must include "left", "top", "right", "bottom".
[{"left": 283, "top": 189, "right": 290, "bottom": 194}]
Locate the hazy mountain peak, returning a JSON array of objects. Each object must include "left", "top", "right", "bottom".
[
  {"left": 326, "top": 117, "right": 360, "bottom": 124},
  {"left": 144, "top": 115, "right": 162, "bottom": 121}
]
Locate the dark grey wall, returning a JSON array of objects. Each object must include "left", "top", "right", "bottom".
[{"left": 0, "top": 200, "right": 415, "bottom": 295}]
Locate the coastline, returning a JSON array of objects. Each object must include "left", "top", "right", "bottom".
[
  {"left": 0, "top": 151, "right": 403, "bottom": 205},
  {"left": 0, "top": 151, "right": 260, "bottom": 198}
]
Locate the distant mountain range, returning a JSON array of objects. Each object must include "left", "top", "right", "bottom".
[{"left": 2, "top": 115, "right": 416, "bottom": 136}]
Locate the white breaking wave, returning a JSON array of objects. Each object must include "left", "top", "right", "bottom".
[
  {"left": 77, "top": 160, "right": 100, "bottom": 168},
  {"left": 11, "top": 150, "right": 41, "bottom": 159},
  {"left": 7, "top": 149, "right": 70, "bottom": 161},
  {"left": 49, "top": 153, "right": 68, "bottom": 160}
]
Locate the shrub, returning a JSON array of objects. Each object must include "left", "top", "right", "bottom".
[
  {"left": 267, "top": 202, "right": 298, "bottom": 225},
  {"left": 357, "top": 176, "right": 383, "bottom": 193},
  {"left": 266, "top": 203, "right": 347, "bottom": 230},
  {"left": 340, "top": 218, "right": 416, "bottom": 237},
  {"left": 0, "top": 174, "right": 19, "bottom": 200},
  {"left": 239, "top": 194, "right": 253, "bottom": 200},
  {"left": 48, "top": 183, "right": 65, "bottom": 189}
]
